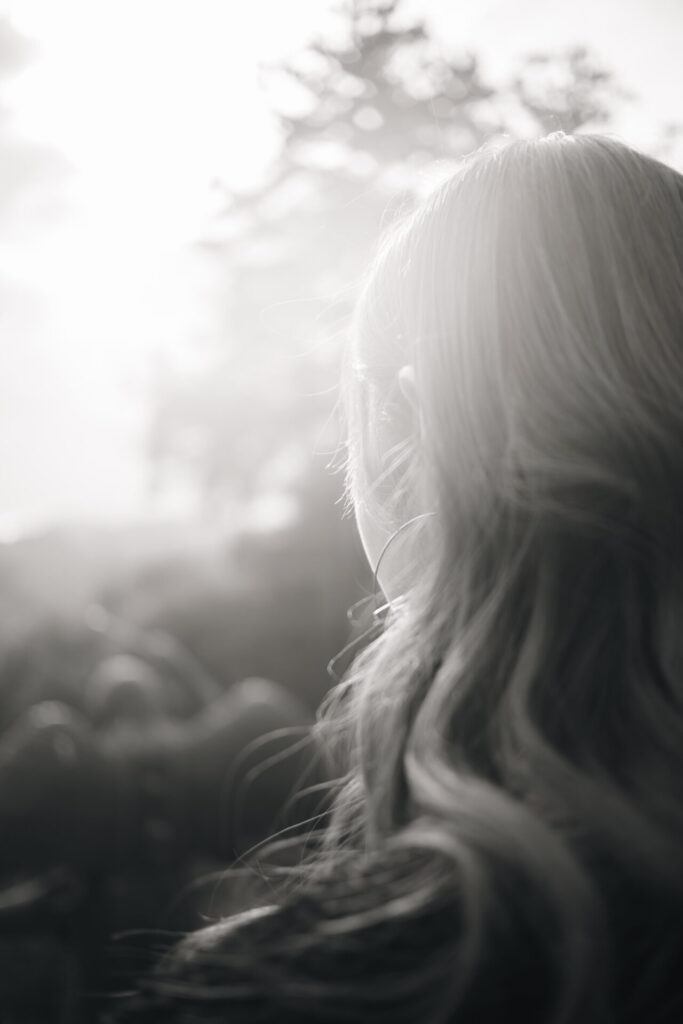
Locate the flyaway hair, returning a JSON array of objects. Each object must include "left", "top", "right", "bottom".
[{"left": 125, "top": 134, "right": 683, "bottom": 1023}]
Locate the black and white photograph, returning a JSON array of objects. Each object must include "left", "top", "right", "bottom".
[{"left": 0, "top": 1, "right": 681, "bottom": 1021}]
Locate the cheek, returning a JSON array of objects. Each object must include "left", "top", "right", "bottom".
[
  {"left": 354, "top": 500, "right": 388, "bottom": 579},
  {"left": 355, "top": 500, "right": 414, "bottom": 602}
]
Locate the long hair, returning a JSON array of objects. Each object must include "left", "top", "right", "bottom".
[{"left": 131, "top": 135, "right": 683, "bottom": 1023}]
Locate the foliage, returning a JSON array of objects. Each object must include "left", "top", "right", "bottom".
[
  {"left": 150, "top": 0, "right": 625, "bottom": 505},
  {"left": 0, "top": 18, "right": 70, "bottom": 231}
]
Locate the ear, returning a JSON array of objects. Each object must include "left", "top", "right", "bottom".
[{"left": 397, "top": 364, "right": 419, "bottom": 416}]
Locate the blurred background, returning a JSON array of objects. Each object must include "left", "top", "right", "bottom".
[{"left": 0, "top": 0, "right": 681, "bottom": 1019}]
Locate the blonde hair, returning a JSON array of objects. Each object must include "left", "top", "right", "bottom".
[
  {"left": 139, "top": 135, "right": 683, "bottom": 1023},
  {"left": 332, "top": 133, "right": 683, "bottom": 1019}
]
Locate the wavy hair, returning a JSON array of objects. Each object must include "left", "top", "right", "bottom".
[{"left": 130, "top": 135, "right": 683, "bottom": 1023}]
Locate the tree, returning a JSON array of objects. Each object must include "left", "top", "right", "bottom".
[
  {"left": 0, "top": 18, "right": 70, "bottom": 232},
  {"left": 149, "top": 0, "right": 625, "bottom": 511}
]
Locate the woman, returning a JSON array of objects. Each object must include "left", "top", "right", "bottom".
[{"left": 123, "top": 134, "right": 683, "bottom": 1022}]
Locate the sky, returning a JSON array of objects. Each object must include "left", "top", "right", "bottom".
[{"left": 0, "top": 0, "right": 681, "bottom": 540}]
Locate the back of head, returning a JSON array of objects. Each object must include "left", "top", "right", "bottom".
[
  {"left": 133, "top": 136, "right": 683, "bottom": 1024},
  {"left": 339, "top": 132, "right": 683, "bottom": 1019}
]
